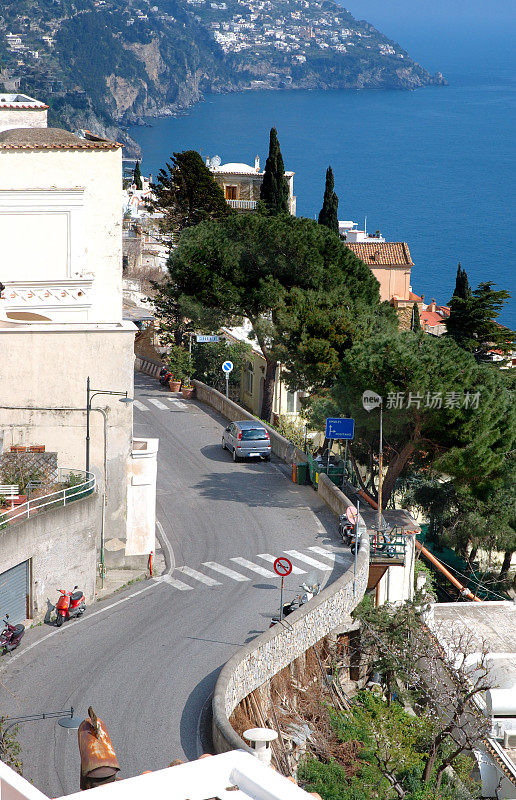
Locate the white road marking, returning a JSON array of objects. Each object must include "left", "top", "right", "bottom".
[
  {"left": 176, "top": 566, "right": 221, "bottom": 586},
  {"left": 165, "top": 398, "right": 188, "bottom": 409},
  {"left": 283, "top": 549, "right": 332, "bottom": 571},
  {"left": 1, "top": 581, "right": 159, "bottom": 669},
  {"left": 230, "top": 557, "right": 277, "bottom": 578},
  {"left": 148, "top": 398, "right": 169, "bottom": 410},
  {"left": 161, "top": 575, "right": 194, "bottom": 590},
  {"left": 133, "top": 400, "right": 149, "bottom": 411},
  {"left": 203, "top": 562, "right": 250, "bottom": 581},
  {"left": 308, "top": 546, "right": 350, "bottom": 564},
  {"left": 256, "top": 553, "right": 306, "bottom": 574}
]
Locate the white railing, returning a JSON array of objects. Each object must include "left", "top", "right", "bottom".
[
  {"left": 0, "top": 469, "right": 95, "bottom": 527},
  {"left": 227, "top": 199, "right": 258, "bottom": 210}
]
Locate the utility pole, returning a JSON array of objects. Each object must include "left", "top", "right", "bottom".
[{"left": 377, "top": 399, "right": 383, "bottom": 531}]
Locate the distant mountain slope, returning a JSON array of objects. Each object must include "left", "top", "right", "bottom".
[{"left": 0, "top": 0, "right": 445, "bottom": 152}]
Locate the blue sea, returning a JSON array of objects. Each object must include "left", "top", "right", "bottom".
[{"left": 129, "top": 27, "right": 516, "bottom": 329}]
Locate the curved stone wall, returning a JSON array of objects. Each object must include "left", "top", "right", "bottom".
[{"left": 212, "top": 529, "right": 369, "bottom": 753}]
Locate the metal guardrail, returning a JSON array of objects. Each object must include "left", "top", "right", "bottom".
[{"left": 0, "top": 469, "right": 95, "bottom": 527}]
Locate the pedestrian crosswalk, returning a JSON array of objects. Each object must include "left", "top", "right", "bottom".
[
  {"left": 154, "top": 546, "right": 352, "bottom": 592},
  {"left": 133, "top": 396, "right": 189, "bottom": 412}
]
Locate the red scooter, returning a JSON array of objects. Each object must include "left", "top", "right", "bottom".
[
  {"left": 55, "top": 586, "right": 86, "bottom": 626},
  {"left": 1, "top": 614, "right": 25, "bottom": 653}
]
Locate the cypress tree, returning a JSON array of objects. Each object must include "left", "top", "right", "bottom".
[
  {"left": 411, "top": 302, "right": 420, "bottom": 332},
  {"left": 452, "top": 262, "right": 471, "bottom": 301},
  {"left": 260, "top": 127, "right": 290, "bottom": 215},
  {"left": 318, "top": 165, "right": 339, "bottom": 234},
  {"left": 133, "top": 160, "right": 143, "bottom": 190}
]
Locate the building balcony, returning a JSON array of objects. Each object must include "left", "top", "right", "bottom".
[
  {"left": 0, "top": 278, "right": 94, "bottom": 322},
  {"left": 226, "top": 199, "right": 258, "bottom": 210}
]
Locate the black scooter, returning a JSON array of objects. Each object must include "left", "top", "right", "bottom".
[{"left": 1, "top": 614, "right": 25, "bottom": 654}]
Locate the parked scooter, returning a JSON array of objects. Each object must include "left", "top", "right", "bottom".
[
  {"left": 159, "top": 367, "right": 172, "bottom": 386},
  {"left": 339, "top": 514, "right": 354, "bottom": 545},
  {"left": 55, "top": 586, "right": 86, "bottom": 627},
  {"left": 0, "top": 614, "right": 25, "bottom": 654},
  {"left": 270, "top": 580, "right": 321, "bottom": 626}
]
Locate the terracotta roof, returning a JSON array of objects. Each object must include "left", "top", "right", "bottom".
[
  {"left": 344, "top": 241, "right": 414, "bottom": 266},
  {"left": 0, "top": 127, "right": 121, "bottom": 150},
  {"left": 421, "top": 311, "right": 446, "bottom": 326},
  {"left": 409, "top": 291, "right": 422, "bottom": 301}
]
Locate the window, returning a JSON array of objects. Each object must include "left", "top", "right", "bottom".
[
  {"left": 245, "top": 361, "right": 254, "bottom": 394},
  {"left": 225, "top": 185, "right": 237, "bottom": 200},
  {"left": 286, "top": 391, "right": 297, "bottom": 413},
  {"left": 241, "top": 428, "right": 267, "bottom": 441}
]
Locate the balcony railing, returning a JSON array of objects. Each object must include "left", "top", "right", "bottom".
[
  {"left": 0, "top": 469, "right": 95, "bottom": 527},
  {"left": 369, "top": 527, "right": 407, "bottom": 564},
  {"left": 226, "top": 199, "right": 258, "bottom": 210}
]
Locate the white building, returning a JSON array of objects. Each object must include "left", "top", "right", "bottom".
[
  {"left": 0, "top": 93, "right": 48, "bottom": 132},
  {"left": 207, "top": 155, "right": 296, "bottom": 215},
  {"left": 0, "top": 97, "right": 156, "bottom": 570},
  {"left": 429, "top": 602, "right": 516, "bottom": 798}
]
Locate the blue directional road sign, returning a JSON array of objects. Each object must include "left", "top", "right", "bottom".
[
  {"left": 325, "top": 417, "right": 355, "bottom": 440},
  {"left": 222, "top": 360, "right": 234, "bottom": 373},
  {"left": 196, "top": 335, "right": 220, "bottom": 343}
]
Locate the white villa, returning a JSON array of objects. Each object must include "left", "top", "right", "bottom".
[{"left": 207, "top": 154, "right": 296, "bottom": 215}]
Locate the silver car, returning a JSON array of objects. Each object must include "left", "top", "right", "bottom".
[{"left": 222, "top": 420, "right": 272, "bottom": 462}]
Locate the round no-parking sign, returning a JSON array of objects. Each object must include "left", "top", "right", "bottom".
[
  {"left": 222, "top": 360, "right": 233, "bottom": 373},
  {"left": 273, "top": 557, "right": 292, "bottom": 577}
]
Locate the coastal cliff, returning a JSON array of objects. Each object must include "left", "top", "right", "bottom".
[{"left": 0, "top": 0, "right": 446, "bottom": 154}]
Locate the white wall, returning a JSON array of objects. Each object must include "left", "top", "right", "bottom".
[
  {"left": 0, "top": 325, "right": 135, "bottom": 558},
  {"left": 126, "top": 437, "right": 158, "bottom": 557},
  {"left": 0, "top": 148, "right": 123, "bottom": 323}
]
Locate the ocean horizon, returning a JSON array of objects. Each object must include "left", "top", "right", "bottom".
[{"left": 129, "top": 27, "right": 516, "bottom": 329}]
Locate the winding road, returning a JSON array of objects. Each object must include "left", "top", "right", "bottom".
[{"left": 0, "top": 372, "right": 352, "bottom": 796}]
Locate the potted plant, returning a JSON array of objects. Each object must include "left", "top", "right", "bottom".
[
  {"left": 181, "top": 380, "right": 195, "bottom": 400},
  {"left": 167, "top": 345, "right": 191, "bottom": 392}
]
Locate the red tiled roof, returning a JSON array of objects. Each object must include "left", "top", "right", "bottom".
[
  {"left": 344, "top": 242, "right": 414, "bottom": 266},
  {"left": 421, "top": 311, "right": 445, "bottom": 326},
  {"left": 409, "top": 291, "right": 422, "bottom": 301}
]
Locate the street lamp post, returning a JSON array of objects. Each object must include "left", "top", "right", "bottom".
[
  {"left": 86, "top": 378, "right": 134, "bottom": 586},
  {"left": 86, "top": 377, "right": 133, "bottom": 476},
  {"left": 377, "top": 398, "right": 383, "bottom": 532},
  {"left": 0, "top": 708, "right": 83, "bottom": 757}
]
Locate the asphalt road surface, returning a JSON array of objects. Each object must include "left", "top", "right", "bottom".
[{"left": 0, "top": 373, "right": 352, "bottom": 796}]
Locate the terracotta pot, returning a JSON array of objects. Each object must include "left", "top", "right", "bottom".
[
  {"left": 169, "top": 380, "right": 181, "bottom": 392},
  {"left": 181, "top": 387, "right": 194, "bottom": 399}
]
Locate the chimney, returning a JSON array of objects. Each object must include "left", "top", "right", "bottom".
[
  {"left": 429, "top": 299, "right": 436, "bottom": 312},
  {"left": 255, "top": 155, "right": 260, "bottom": 171},
  {"left": 206, "top": 156, "right": 210, "bottom": 166}
]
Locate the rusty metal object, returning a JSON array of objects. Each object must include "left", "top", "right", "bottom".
[{"left": 78, "top": 707, "right": 120, "bottom": 790}]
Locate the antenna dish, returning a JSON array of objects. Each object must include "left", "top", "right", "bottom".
[{"left": 211, "top": 155, "right": 222, "bottom": 168}]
